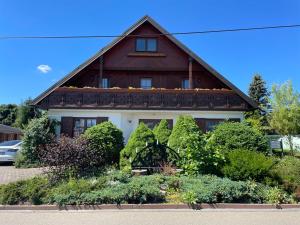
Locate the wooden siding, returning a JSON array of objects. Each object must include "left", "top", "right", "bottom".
[
  {"left": 63, "top": 21, "right": 229, "bottom": 90},
  {"left": 38, "top": 87, "right": 250, "bottom": 111}
]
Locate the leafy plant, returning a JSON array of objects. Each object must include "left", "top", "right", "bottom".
[
  {"left": 206, "top": 121, "right": 269, "bottom": 154},
  {"left": 15, "top": 113, "right": 56, "bottom": 167},
  {"left": 39, "top": 136, "right": 102, "bottom": 182},
  {"left": 84, "top": 121, "right": 124, "bottom": 166},
  {"left": 222, "top": 149, "right": 274, "bottom": 182},
  {"left": 269, "top": 81, "right": 300, "bottom": 154}
]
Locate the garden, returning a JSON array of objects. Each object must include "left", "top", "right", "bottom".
[
  {"left": 1, "top": 78, "right": 300, "bottom": 207},
  {"left": 0, "top": 115, "right": 300, "bottom": 206}
]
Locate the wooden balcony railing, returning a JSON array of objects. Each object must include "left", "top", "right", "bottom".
[{"left": 38, "top": 87, "right": 249, "bottom": 111}]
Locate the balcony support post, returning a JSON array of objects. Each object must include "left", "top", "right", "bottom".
[
  {"left": 188, "top": 57, "right": 193, "bottom": 89},
  {"left": 99, "top": 56, "right": 103, "bottom": 88}
]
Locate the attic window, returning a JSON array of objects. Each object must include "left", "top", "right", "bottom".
[{"left": 136, "top": 38, "right": 157, "bottom": 52}]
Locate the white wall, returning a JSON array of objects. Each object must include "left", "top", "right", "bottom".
[{"left": 48, "top": 109, "right": 245, "bottom": 142}]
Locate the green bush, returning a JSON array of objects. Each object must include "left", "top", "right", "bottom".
[
  {"left": 51, "top": 175, "right": 164, "bottom": 205},
  {"left": 222, "top": 149, "right": 274, "bottom": 181},
  {"left": 168, "top": 115, "right": 201, "bottom": 151},
  {"left": 15, "top": 113, "right": 56, "bottom": 167},
  {"left": 179, "top": 175, "right": 292, "bottom": 204},
  {"left": 176, "top": 133, "right": 208, "bottom": 175},
  {"left": 271, "top": 156, "right": 300, "bottom": 192},
  {"left": 0, "top": 173, "right": 293, "bottom": 205},
  {"left": 206, "top": 122, "right": 269, "bottom": 154},
  {"left": 84, "top": 121, "right": 124, "bottom": 165},
  {"left": 0, "top": 177, "right": 49, "bottom": 205},
  {"left": 119, "top": 122, "right": 156, "bottom": 169},
  {"left": 153, "top": 119, "right": 171, "bottom": 144}
]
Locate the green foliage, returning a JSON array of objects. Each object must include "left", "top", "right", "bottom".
[
  {"left": 16, "top": 113, "right": 56, "bottom": 167},
  {"left": 206, "top": 121, "right": 269, "bottom": 153},
  {"left": 84, "top": 121, "right": 124, "bottom": 165},
  {"left": 0, "top": 173, "right": 294, "bottom": 205},
  {"left": 264, "top": 187, "right": 292, "bottom": 204},
  {"left": 269, "top": 81, "right": 300, "bottom": 153},
  {"left": 0, "top": 177, "right": 49, "bottom": 205},
  {"left": 180, "top": 175, "right": 271, "bottom": 204},
  {"left": 248, "top": 74, "right": 269, "bottom": 107},
  {"left": 271, "top": 156, "right": 300, "bottom": 191},
  {"left": 153, "top": 119, "right": 171, "bottom": 144},
  {"left": 222, "top": 149, "right": 275, "bottom": 181},
  {"left": 177, "top": 133, "right": 222, "bottom": 175},
  {"left": 119, "top": 122, "right": 155, "bottom": 169},
  {"left": 14, "top": 99, "right": 41, "bottom": 129},
  {"left": 0, "top": 104, "right": 18, "bottom": 126},
  {"left": 49, "top": 174, "right": 164, "bottom": 205},
  {"left": 168, "top": 115, "right": 201, "bottom": 151}
]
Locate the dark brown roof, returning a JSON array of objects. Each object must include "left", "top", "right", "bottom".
[
  {"left": 32, "top": 15, "right": 257, "bottom": 109},
  {"left": 0, "top": 124, "right": 22, "bottom": 134}
]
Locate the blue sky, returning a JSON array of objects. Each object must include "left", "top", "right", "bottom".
[{"left": 0, "top": 0, "right": 299, "bottom": 104}]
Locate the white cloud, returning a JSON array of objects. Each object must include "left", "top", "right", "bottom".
[{"left": 37, "top": 64, "right": 52, "bottom": 73}]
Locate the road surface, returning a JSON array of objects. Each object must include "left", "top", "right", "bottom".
[{"left": 1, "top": 209, "right": 299, "bottom": 225}]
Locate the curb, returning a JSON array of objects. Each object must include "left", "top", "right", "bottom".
[{"left": 0, "top": 203, "right": 300, "bottom": 210}]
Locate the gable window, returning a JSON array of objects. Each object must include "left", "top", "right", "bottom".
[
  {"left": 101, "top": 78, "right": 109, "bottom": 88},
  {"left": 182, "top": 79, "right": 189, "bottom": 89},
  {"left": 140, "top": 78, "right": 152, "bottom": 89},
  {"left": 136, "top": 38, "right": 157, "bottom": 52}
]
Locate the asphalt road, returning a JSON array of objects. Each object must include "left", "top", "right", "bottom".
[{"left": 1, "top": 209, "right": 300, "bottom": 225}]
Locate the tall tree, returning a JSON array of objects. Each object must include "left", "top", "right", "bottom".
[
  {"left": 14, "top": 99, "right": 41, "bottom": 128},
  {"left": 248, "top": 74, "right": 269, "bottom": 114},
  {"left": 0, "top": 104, "right": 18, "bottom": 126},
  {"left": 246, "top": 74, "right": 270, "bottom": 133},
  {"left": 269, "top": 80, "right": 300, "bottom": 154}
]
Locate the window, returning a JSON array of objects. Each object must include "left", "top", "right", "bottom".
[
  {"left": 182, "top": 79, "right": 189, "bottom": 89},
  {"left": 73, "top": 118, "right": 96, "bottom": 137},
  {"left": 101, "top": 78, "right": 109, "bottom": 88},
  {"left": 140, "top": 78, "right": 152, "bottom": 89},
  {"left": 136, "top": 38, "right": 157, "bottom": 52},
  {"left": 139, "top": 119, "right": 173, "bottom": 130}
]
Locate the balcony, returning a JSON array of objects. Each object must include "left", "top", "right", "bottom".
[{"left": 38, "top": 87, "right": 249, "bottom": 111}]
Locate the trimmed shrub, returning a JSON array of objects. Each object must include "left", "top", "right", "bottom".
[
  {"left": 168, "top": 115, "right": 201, "bottom": 151},
  {"left": 15, "top": 113, "right": 56, "bottom": 167},
  {"left": 39, "top": 136, "right": 102, "bottom": 181},
  {"left": 222, "top": 149, "right": 274, "bottom": 181},
  {"left": 206, "top": 121, "right": 269, "bottom": 153},
  {"left": 0, "top": 177, "right": 49, "bottom": 205},
  {"left": 153, "top": 119, "right": 171, "bottom": 145},
  {"left": 119, "top": 123, "right": 156, "bottom": 169},
  {"left": 84, "top": 121, "right": 124, "bottom": 165}
]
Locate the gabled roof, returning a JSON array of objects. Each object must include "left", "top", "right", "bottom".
[
  {"left": 32, "top": 15, "right": 257, "bottom": 108},
  {"left": 0, "top": 124, "right": 22, "bottom": 134}
]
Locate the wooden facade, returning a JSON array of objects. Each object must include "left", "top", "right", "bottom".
[{"left": 33, "top": 16, "right": 256, "bottom": 137}]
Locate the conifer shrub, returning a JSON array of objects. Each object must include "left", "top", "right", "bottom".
[
  {"left": 168, "top": 115, "right": 201, "bottom": 151},
  {"left": 119, "top": 122, "right": 156, "bottom": 169},
  {"left": 153, "top": 119, "right": 171, "bottom": 145}
]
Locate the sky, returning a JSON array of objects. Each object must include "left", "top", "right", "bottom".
[{"left": 0, "top": 0, "right": 300, "bottom": 104}]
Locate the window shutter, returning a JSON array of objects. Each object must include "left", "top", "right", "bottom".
[
  {"left": 194, "top": 118, "right": 206, "bottom": 132},
  {"left": 61, "top": 117, "right": 74, "bottom": 137},
  {"left": 96, "top": 117, "right": 108, "bottom": 124}
]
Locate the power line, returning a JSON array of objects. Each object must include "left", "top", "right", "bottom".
[{"left": 1, "top": 24, "right": 300, "bottom": 40}]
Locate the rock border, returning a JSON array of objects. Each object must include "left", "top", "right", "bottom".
[{"left": 0, "top": 203, "right": 300, "bottom": 210}]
